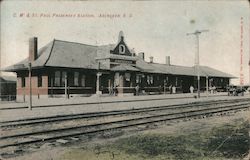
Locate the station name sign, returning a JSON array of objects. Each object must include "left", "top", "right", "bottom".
[{"left": 111, "top": 59, "right": 135, "bottom": 64}]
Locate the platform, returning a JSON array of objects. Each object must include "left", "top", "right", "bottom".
[{"left": 0, "top": 92, "right": 249, "bottom": 122}]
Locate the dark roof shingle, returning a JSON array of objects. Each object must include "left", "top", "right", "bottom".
[{"left": 3, "top": 39, "right": 234, "bottom": 78}]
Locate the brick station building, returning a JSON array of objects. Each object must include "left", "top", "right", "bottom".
[{"left": 4, "top": 31, "right": 234, "bottom": 100}]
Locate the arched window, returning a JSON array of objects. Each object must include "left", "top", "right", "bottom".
[{"left": 119, "top": 45, "right": 125, "bottom": 54}]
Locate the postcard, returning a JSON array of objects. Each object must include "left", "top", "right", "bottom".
[{"left": 0, "top": 1, "right": 249, "bottom": 160}]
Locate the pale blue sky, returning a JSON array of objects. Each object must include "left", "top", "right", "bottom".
[{"left": 1, "top": 0, "right": 249, "bottom": 84}]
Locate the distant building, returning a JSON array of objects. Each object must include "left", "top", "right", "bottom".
[
  {"left": 0, "top": 76, "right": 16, "bottom": 101},
  {"left": 4, "top": 31, "right": 234, "bottom": 100}
]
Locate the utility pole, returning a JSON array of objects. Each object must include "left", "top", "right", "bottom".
[
  {"left": 0, "top": 47, "right": 1, "bottom": 101},
  {"left": 187, "top": 30, "right": 209, "bottom": 98},
  {"left": 249, "top": 59, "right": 250, "bottom": 86},
  {"left": 96, "top": 62, "right": 102, "bottom": 95},
  {"left": 28, "top": 62, "right": 32, "bottom": 110},
  {"left": 65, "top": 73, "right": 68, "bottom": 99}
]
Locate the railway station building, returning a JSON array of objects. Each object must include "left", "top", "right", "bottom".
[
  {"left": 4, "top": 31, "right": 234, "bottom": 100},
  {"left": 0, "top": 75, "right": 16, "bottom": 101}
]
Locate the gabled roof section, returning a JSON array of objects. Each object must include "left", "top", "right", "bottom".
[
  {"left": 3, "top": 40, "right": 54, "bottom": 71},
  {"left": 110, "top": 33, "right": 132, "bottom": 56},
  {"left": 198, "top": 66, "right": 235, "bottom": 78},
  {"left": 45, "top": 40, "right": 102, "bottom": 69},
  {"left": 3, "top": 39, "right": 111, "bottom": 71}
]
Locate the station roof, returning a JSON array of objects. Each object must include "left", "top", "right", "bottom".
[
  {"left": 4, "top": 40, "right": 110, "bottom": 71},
  {"left": 136, "top": 59, "right": 234, "bottom": 78},
  {"left": 4, "top": 39, "right": 235, "bottom": 78},
  {"left": 151, "top": 62, "right": 234, "bottom": 78},
  {"left": 0, "top": 76, "right": 17, "bottom": 82}
]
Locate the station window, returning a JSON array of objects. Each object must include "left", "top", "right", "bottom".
[
  {"left": 38, "top": 76, "right": 42, "bottom": 87},
  {"left": 54, "top": 71, "right": 61, "bottom": 86},
  {"left": 136, "top": 75, "right": 141, "bottom": 83},
  {"left": 50, "top": 76, "right": 54, "bottom": 87},
  {"left": 125, "top": 73, "right": 130, "bottom": 81},
  {"left": 61, "top": 71, "right": 67, "bottom": 86},
  {"left": 147, "top": 75, "right": 153, "bottom": 84},
  {"left": 74, "top": 72, "right": 79, "bottom": 86},
  {"left": 21, "top": 77, "right": 25, "bottom": 87},
  {"left": 165, "top": 76, "right": 169, "bottom": 83},
  {"left": 81, "top": 75, "right": 86, "bottom": 87},
  {"left": 119, "top": 44, "right": 125, "bottom": 54}
]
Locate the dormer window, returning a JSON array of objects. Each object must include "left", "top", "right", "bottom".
[{"left": 119, "top": 44, "right": 125, "bottom": 54}]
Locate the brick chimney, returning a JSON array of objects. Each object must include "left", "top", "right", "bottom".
[
  {"left": 149, "top": 56, "right": 153, "bottom": 63},
  {"left": 166, "top": 56, "right": 170, "bottom": 65},
  {"left": 29, "top": 37, "right": 38, "bottom": 62},
  {"left": 138, "top": 52, "right": 145, "bottom": 60}
]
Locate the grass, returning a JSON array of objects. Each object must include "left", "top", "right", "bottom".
[
  {"left": 111, "top": 120, "right": 249, "bottom": 160},
  {"left": 61, "top": 120, "right": 249, "bottom": 160}
]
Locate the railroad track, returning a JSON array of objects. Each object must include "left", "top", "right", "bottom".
[
  {"left": 1, "top": 98, "right": 249, "bottom": 128},
  {"left": 0, "top": 99, "right": 250, "bottom": 149}
]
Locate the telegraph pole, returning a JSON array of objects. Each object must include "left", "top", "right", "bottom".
[
  {"left": 28, "top": 62, "right": 32, "bottom": 110},
  {"left": 187, "top": 30, "right": 209, "bottom": 98},
  {"left": 65, "top": 73, "right": 68, "bottom": 99}
]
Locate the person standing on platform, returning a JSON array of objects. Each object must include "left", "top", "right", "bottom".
[
  {"left": 109, "top": 86, "right": 113, "bottom": 95},
  {"left": 135, "top": 85, "right": 139, "bottom": 96},
  {"left": 114, "top": 85, "right": 118, "bottom": 96},
  {"left": 212, "top": 86, "right": 216, "bottom": 94},
  {"left": 172, "top": 86, "right": 176, "bottom": 94},
  {"left": 169, "top": 85, "right": 172, "bottom": 94},
  {"left": 190, "top": 85, "right": 194, "bottom": 94},
  {"left": 211, "top": 85, "right": 216, "bottom": 94}
]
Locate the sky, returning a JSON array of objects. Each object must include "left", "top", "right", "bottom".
[{"left": 1, "top": 0, "right": 249, "bottom": 85}]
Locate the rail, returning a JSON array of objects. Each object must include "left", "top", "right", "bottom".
[{"left": 0, "top": 99, "right": 249, "bottom": 149}]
